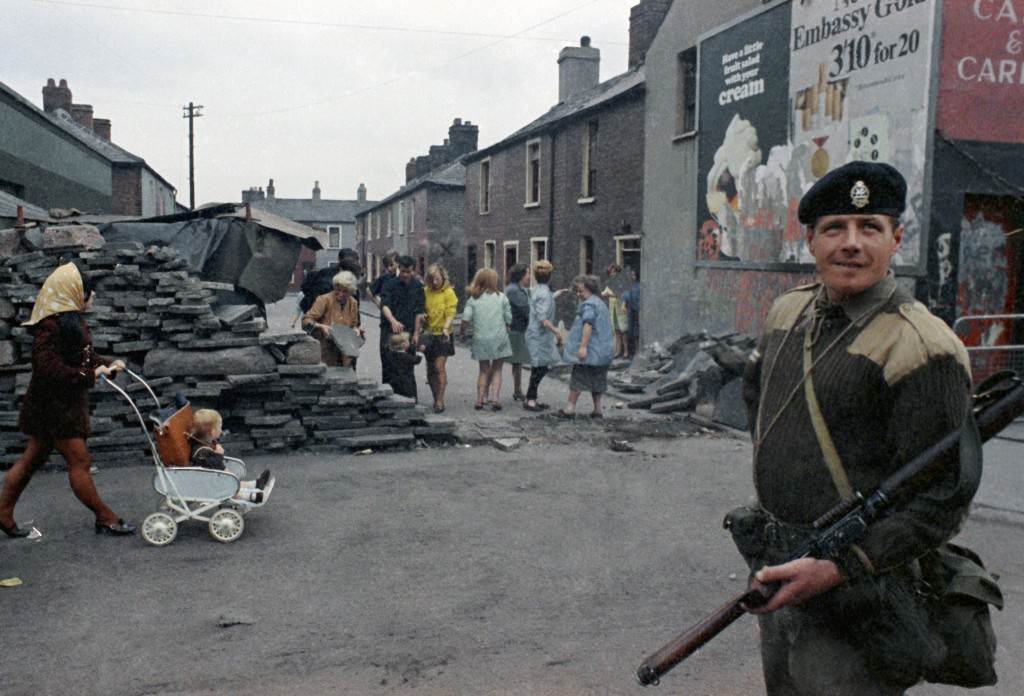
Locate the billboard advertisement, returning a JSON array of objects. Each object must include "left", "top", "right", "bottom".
[
  {"left": 937, "top": 0, "right": 1024, "bottom": 143},
  {"left": 697, "top": 0, "right": 937, "bottom": 266},
  {"left": 696, "top": 2, "right": 791, "bottom": 263}
]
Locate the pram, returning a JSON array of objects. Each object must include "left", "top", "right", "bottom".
[{"left": 102, "top": 369, "right": 275, "bottom": 546}]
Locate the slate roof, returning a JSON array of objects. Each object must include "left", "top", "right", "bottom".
[
  {"left": 467, "top": 67, "right": 644, "bottom": 162},
  {"left": 249, "top": 197, "right": 375, "bottom": 224},
  {"left": 358, "top": 158, "right": 467, "bottom": 216},
  {"left": 0, "top": 80, "right": 177, "bottom": 191}
]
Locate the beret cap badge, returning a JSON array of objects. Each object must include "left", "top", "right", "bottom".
[{"left": 850, "top": 180, "right": 870, "bottom": 209}]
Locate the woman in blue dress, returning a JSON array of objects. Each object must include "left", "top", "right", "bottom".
[
  {"left": 523, "top": 260, "right": 564, "bottom": 411},
  {"left": 557, "top": 274, "right": 614, "bottom": 418}
]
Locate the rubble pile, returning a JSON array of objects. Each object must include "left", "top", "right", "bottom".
[
  {"left": 610, "top": 331, "right": 756, "bottom": 429},
  {"left": 0, "top": 232, "right": 454, "bottom": 468}
]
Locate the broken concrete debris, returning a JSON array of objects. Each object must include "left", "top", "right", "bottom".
[
  {"left": 0, "top": 235, "right": 456, "bottom": 468},
  {"left": 611, "top": 331, "right": 755, "bottom": 430}
]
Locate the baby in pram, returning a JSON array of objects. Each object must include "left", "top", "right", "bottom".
[{"left": 188, "top": 409, "right": 271, "bottom": 504}]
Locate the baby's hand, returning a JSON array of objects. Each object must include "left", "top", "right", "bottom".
[{"left": 214, "top": 444, "right": 225, "bottom": 454}]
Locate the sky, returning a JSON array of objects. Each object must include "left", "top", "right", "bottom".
[{"left": 7, "top": 0, "right": 638, "bottom": 207}]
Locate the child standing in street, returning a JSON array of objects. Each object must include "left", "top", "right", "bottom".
[{"left": 384, "top": 332, "right": 421, "bottom": 400}]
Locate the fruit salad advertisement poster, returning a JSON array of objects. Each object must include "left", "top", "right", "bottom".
[{"left": 697, "top": 0, "right": 936, "bottom": 266}]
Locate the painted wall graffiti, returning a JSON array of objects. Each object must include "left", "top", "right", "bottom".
[
  {"left": 958, "top": 211, "right": 1010, "bottom": 345},
  {"left": 705, "top": 269, "right": 813, "bottom": 335}
]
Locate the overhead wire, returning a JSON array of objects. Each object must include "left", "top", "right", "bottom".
[
  {"left": 32, "top": 0, "right": 626, "bottom": 45},
  {"left": 222, "top": 0, "right": 608, "bottom": 119}
]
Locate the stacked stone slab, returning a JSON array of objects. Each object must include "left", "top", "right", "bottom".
[{"left": 0, "top": 237, "right": 455, "bottom": 469}]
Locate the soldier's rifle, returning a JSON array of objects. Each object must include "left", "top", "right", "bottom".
[{"left": 635, "top": 372, "right": 1024, "bottom": 687}]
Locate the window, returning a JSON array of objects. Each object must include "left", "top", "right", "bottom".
[
  {"left": 503, "top": 241, "right": 519, "bottom": 280},
  {"left": 373, "top": 212, "right": 380, "bottom": 239},
  {"left": 397, "top": 201, "right": 404, "bottom": 237},
  {"left": 530, "top": 237, "right": 548, "bottom": 270},
  {"left": 466, "top": 244, "right": 478, "bottom": 284},
  {"left": 580, "top": 236, "right": 594, "bottom": 275},
  {"left": 676, "top": 47, "right": 697, "bottom": 135},
  {"left": 525, "top": 139, "right": 541, "bottom": 206},
  {"left": 479, "top": 159, "right": 491, "bottom": 214},
  {"left": 615, "top": 234, "right": 642, "bottom": 271},
  {"left": 406, "top": 198, "right": 414, "bottom": 235},
  {"left": 484, "top": 240, "right": 496, "bottom": 269},
  {"left": 581, "top": 120, "right": 598, "bottom": 199},
  {"left": 328, "top": 226, "right": 341, "bottom": 248},
  {"left": 387, "top": 206, "right": 394, "bottom": 237}
]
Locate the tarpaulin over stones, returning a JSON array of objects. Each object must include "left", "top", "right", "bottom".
[{"left": 96, "top": 217, "right": 301, "bottom": 304}]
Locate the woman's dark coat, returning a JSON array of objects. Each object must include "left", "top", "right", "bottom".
[{"left": 19, "top": 316, "right": 111, "bottom": 440}]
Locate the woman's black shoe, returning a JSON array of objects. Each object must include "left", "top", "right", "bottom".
[
  {"left": 1, "top": 520, "right": 30, "bottom": 538},
  {"left": 95, "top": 519, "right": 135, "bottom": 536}
]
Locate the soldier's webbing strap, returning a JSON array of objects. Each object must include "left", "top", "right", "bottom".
[{"left": 803, "top": 323, "right": 856, "bottom": 502}]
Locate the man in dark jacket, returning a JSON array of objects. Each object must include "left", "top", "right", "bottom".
[{"left": 299, "top": 248, "right": 362, "bottom": 313}]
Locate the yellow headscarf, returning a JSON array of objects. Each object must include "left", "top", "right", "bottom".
[{"left": 23, "top": 262, "right": 88, "bottom": 326}]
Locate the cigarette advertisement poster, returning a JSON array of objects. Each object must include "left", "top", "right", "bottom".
[
  {"left": 937, "top": 0, "right": 1024, "bottom": 143},
  {"left": 698, "top": 0, "right": 936, "bottom": 266}
]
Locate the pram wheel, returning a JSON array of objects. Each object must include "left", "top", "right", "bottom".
[
  {"left": 141, "top": 512, "right": 178, "bottom": 546},
  {"left": 208, "top": 508, "right": 244, "bottom": 543}
]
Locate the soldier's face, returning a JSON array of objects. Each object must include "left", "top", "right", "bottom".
[{"left": 807, "top": 214, "right": 902, "bottom": 302}]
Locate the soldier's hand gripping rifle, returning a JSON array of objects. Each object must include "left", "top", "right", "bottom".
[{"left": 635, "top": 372, "right": 1024, "bottom": 687}]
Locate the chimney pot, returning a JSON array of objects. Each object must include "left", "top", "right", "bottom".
[
  {"left": 267, "top": 178, "right": 275, "bottom": 199},
  {"left": 581, "top": 36, "right": 591, "bottom": 47}
]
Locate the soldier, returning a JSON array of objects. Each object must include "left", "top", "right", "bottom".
[{"left": 740, "top": 161, "right": 981, "bottom": 694}]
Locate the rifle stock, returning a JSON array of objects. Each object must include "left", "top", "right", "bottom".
[
  {"left": 635, "top": 374, "right": 1024, "bottom": 687},
  {"left": 636, "top": 586, "right": 771, "bottom": 686}
]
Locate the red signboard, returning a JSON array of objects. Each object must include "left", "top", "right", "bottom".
[{"left": 938, "top": 0, "right": 1024, "bottom": 142}]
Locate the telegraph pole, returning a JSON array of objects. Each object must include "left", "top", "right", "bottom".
[{"left": 182, "top": 102, "right": 203, "bottom": 210}]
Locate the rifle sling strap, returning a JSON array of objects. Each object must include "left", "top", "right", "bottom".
[{"left": 803, "top": 323, "right": 856, "bottom": 502}]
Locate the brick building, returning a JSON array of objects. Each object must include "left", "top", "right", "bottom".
[
  {"left": 460, "top": 1, "right": 668, "bottom": 299},
  {"left": 242, "top": 180, "right": 375, "bottom": 290},
  {"left": 357, "top": 119, "right": 478, "bottom": 285},
  {"left": 0, "top": 78, "right": 177, "bottom": 216},
  {"left": 462, "top": 44, "right": 646, "bottom": 298}
]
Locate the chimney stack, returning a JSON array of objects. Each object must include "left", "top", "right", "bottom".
[
  {"left": 628, "top": 0, "right": 671, "bottom": 69},
  {"left": 448, "top": 118, "right": 479, "bottom": 158},
  {"left": 312, "top": 181, "right": 321, "bottom": 203},
  {"left": 69, "top": 103, "right": 95, "bottom": 131},
  {"left": 241, "top": 186, "right": 265, "bottom": 204},
  {"left": 558, "top": 37, "right": 600, "bottom": 103},
  {"left": 42, "top": 78, "right": 72, "bottom": 113},
  {"left": 93, "top": 118, "right": 111, "bottom": 141},
  {"left": 267, "top": 178, "right": 275, "bottom": 199},
  {"left": 357, "top": 183, "right": 367, "bottom": 202}
]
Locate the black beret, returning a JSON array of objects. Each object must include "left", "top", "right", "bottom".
[{"left": 798, "top": 161, "right": 907, "bottom": 225}]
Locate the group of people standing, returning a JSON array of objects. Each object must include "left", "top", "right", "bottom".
[{"left": 301, "top": 247, "right": 641, "bottom": 418}]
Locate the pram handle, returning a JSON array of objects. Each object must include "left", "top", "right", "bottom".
[{"left": 99, "top": 372, "right": 162, "bottom": 462}]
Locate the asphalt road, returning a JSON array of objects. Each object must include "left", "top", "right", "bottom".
[{"left": 0, "top": 295, "right": 1020, "bottom": 695}]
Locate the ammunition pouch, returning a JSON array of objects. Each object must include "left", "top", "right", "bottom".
[{"left": 920, "top": 542, "right": 1002, "bottom": 687}]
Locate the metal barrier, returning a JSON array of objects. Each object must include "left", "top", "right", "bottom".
[{"left": 952, "top": 314, "right": 1024, "bottom": 386}]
